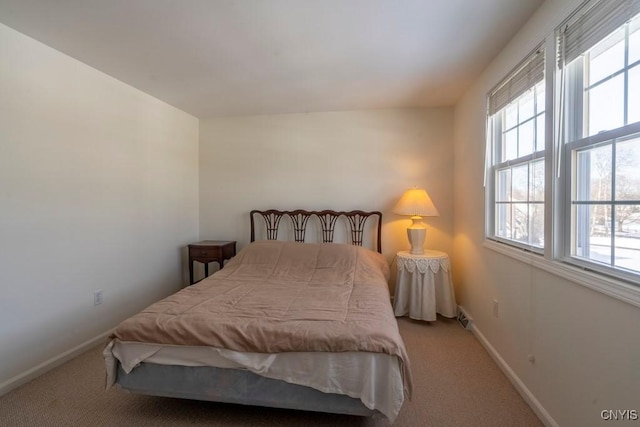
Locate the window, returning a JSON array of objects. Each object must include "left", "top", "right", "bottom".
[
  {"left": 560, "top": 0, "right": 640, "bottom": 280},
  {"left": 487, "top": 48, "right": 545, "bottom": 251},
  {"left": 484, "top": 0, "right": 640, "bottom": 299}
]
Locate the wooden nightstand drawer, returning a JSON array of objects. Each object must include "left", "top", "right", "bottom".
[{"left": 189, "top": 248, "right": 216, "bottom": 259}]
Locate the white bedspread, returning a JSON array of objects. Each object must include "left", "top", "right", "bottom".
[{"left": 104, "top": 340, "right": 404, "bottom": 421}]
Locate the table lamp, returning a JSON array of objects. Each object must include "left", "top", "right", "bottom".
[{"left": 393, "top": 187, "right": 439, "bottom": 255}]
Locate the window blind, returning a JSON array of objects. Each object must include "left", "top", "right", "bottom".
[
  {"left": 558, "top": 0, "right": 640, "bottom": 67},
  {"left": 488, "top": 46, "right": 545, "bottom": 116}
]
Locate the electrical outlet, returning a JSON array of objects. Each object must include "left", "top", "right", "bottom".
[
  {"left": 493, "top": 299, "right": 499, "bottom": 318},
  {"left": 94, "top": 290, "right": 103, "bottom": 306}
]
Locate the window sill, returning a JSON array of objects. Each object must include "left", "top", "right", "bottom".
[{"left": 482, "top": 239, "right": 640, "bottom": 309}]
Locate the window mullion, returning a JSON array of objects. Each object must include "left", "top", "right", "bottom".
[
  {"left": 563, "top": 60, "right": 584, "bottom": 144},
  {"left": 509, "top": 166, "right": 514, "bottom": 240},
  {"left": 561, "top": 60, "right": 584, "bottom": 261},
  {"left": 516, "top": 100, "right": 521, "bottom": 158},
  {"left": 611, "top": 140, "right": 617, "bottom": 266},
  {"left": 528, "top": 162, "right": 532, "bottom": 245},
  {"left": 624, "top": 23, "right": 630, "bottom": 126}
]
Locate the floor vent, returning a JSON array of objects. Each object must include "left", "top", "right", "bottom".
[{"left": 456, "top": 306, "right": 472, "bottom": 330}]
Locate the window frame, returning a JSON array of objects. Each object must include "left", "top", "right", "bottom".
[
  {"left": 561, "top": 122, "right": 640, "bottom": 284},
  {"left": 559, "top": 14, "right": 640, "bottom": 284},
  {"left": 486, "top": 49, "right": 547, "bottom": 254}
]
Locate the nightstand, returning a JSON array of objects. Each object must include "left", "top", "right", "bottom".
[
  {"left": 393, "top": 250, "right": 457, "bottom": 321},
  {"left": 188, "top": 240, "right": 236, "bottom": 285}
]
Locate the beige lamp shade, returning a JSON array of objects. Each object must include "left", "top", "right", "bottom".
[
  {"left": 393, "top": 187, "right": 440, "bottom": 218},
  {"left": 393, "top": 187, "right": 439, "bottom": 255}
]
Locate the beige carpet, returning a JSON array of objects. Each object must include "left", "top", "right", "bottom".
[{"left": 0, "top": 317, "right": 542, "bottom": 426}]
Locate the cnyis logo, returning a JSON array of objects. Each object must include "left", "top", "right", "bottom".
[{"left": 600, "top": 409, "right": 639, "bottom": 421}]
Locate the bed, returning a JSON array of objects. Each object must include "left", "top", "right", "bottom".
[{"left": 104, "top": 209, "right": 412, "bottom": 421}]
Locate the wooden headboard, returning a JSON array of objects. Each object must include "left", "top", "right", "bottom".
[{"left": 250, "top": 210, "right": 383, "bottom": 253}]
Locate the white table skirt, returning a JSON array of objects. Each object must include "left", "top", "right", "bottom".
[{"left": 393, "top": 250, "right": 457, "bottom": 321}]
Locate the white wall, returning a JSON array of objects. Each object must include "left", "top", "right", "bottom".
[
  {"left": 0, "top": 23, "right": 199, "bottom": 389},
  {"left": 453, "top": 1, "right": 640, "bottom": 426},
  {"left": 200, "top": 109, "right": 454, "bottom": 286}
]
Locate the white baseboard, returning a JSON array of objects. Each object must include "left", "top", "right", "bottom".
[
  {"left": 470, "top": 324, "right": 558, "bottom": 427},
  {"left": 0, "top": 329, "right": 113, "bottom": 397}
]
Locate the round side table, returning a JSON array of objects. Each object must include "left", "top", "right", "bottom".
[{"left": 393, "top": 250, "right": 457, "bottom": 321}]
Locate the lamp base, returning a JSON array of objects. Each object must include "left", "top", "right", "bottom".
[{"left": 407, "top": 216, "right": 426, "bottom": 255}]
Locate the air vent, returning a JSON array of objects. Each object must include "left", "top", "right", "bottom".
[{"left": 456, "top": 306, "right": 472, "bottom": 330}]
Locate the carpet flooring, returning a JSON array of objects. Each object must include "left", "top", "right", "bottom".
[{"left": 0, "top": 317, "right": 542, "bottom": 426}]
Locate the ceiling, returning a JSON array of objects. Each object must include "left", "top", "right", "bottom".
[{"left": 0, "top": 0, "right": 543, "bottom": 118}]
